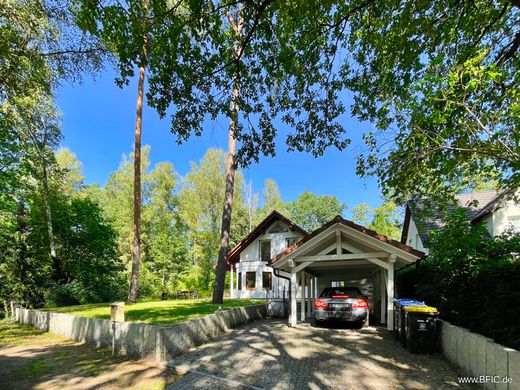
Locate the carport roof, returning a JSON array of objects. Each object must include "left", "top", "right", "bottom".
[{"left": 270, "top": 215, "right": 425, "bottom": 265}]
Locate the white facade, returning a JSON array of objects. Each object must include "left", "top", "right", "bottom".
[
  {"left": 487, "top": 198, "right": 520, "bottom": 236},
  {"left": 231, "top": 221, "right": 305, "bottom": 299},
  {"left": 403, "top": 216, "right": 430, "bottom": 255},
  {"left": 405, "top": 192, "right": 520, "bottom": 253}
]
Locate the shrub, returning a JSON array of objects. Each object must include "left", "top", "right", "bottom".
[{"left": 397, "top": 209, "right": 520, "bottom": 350}]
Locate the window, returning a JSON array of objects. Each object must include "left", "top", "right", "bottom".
[
  {"left": 286, "top": 237, "right": 299, "bottom": 247},
  {"left": 331, "top": 281, "right": 345, "bottom": 288},
  {"left": 320, "top": 287, "right": 362, "bottom": 298},
  {"left": 246, "top": 272, "right": 256, "bottom": 290},
  {"left": 262, "top": 272, "right": 272, "bottom": 290},
  {"left": 269, "top": 222, "right": 289, "bottom": 233},
  {"left": 238, "top": 273, "right": 242, "bottom": 290},
  {"left": 260, "top": 240, "right": 271, "bottom": 262}
]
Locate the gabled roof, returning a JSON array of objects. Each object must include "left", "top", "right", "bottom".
[
  {"left": 271, "top": 215, "right": 425, "bottom": 265},
  {"left": 401, "top": 190, "right": 503, "bottom": 245},
  {"left": 472, "top": 189, "right": 513, "bottom": 221},
  {"left": 226, "top": 210, "right": 308, "bottom": 265}
]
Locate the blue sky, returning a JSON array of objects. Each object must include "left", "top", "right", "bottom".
[{"left": 56, "top": 68, "right": 385, "bottom": 218}]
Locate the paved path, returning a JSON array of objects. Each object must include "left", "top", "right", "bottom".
[{"left": 167, "top": 320, "right": 472, "bottom": 390}]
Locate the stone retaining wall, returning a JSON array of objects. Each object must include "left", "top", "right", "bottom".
[
  {"left": 16, "top": 304, "right": 267, "bottom": 362},
  {"left": 440, "top": 320, "right": 519, "bottom": 390}
]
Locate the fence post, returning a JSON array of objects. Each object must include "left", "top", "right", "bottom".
[
  {"left": 110, "top": 302, "right": 125, "bottom": 356},
  {"left": 10, "top": 300, "right": 17, "bottom": 318}
]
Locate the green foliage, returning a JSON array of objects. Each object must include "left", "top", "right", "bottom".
[
  {"left": 351, "top": 201, "right": 401, "bottom": 239},
  {"left": 92, "top": 146, "right": 189, "bottom": 298},
  {"left": 178, "top": 149, "right": 249, "bottom": 290},
  {"left": 140, "top": 0, "right": 352, "bottom": 168},
  {"left": 287, "top": 191, "right": 346, "bottom": 232},
  {"left": 55, "top": 148, "right": 85, "bottom": 196},
  {"left": 259, "top": 179, "right": 287, "bottom": 218},
  {"left": 342, "top": 1, "right": 520, "bottom": 202},
  {"left": 397, "top": 209, "right": 520, "bottom": 349},
  {"left": 0, "top": 166, "right": 125, "bottom": 307}
]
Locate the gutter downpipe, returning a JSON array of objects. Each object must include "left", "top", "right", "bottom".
[{"left": 273, "top": 267, "right": 291, "bottom": 322}]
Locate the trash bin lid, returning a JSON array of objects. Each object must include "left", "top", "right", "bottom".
[
  {"left": 403, "top": 305, "right": 438, "bottom": 313},
  {"left": 394, "top": 298, "right": 426, "bottom": 307}
]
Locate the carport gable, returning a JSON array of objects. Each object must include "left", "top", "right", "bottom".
[
  {"left": 270, "top": 216, "right": 425, "bottom": 330},
  {"left": 270, "top": 215, "right": 425, "bottom": 273}
]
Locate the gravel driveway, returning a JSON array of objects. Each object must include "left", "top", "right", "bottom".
[{"left": 167, "top": 320, "right": 473, "bottom": 390}]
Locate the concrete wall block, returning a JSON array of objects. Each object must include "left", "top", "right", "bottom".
[
  {"left": 120, "top": 322, "right": 157, "bottom": 359},
  {"left": 455, "top": 325, "right": 469, "bottom": 374},
  {"left": 508, "top": 350, "right": 520, "bottom": 390},
  {"left": 84, "top": 317, "right": 112, "bottom": 348},
  {"left": 486, "top": 340, "right": 498, "bottom": 390},
  {"left": 495, "top": 344, "right": 515, "bottom": 390},
  {"left": 473, "top": 333, "right": 493, "bottom": 379},
  {"left": 440, "top": 321, "right": 457, "bottom": 363},
  {"left": 16, "top": 304, "right": 268, "bottom": 362},
  {"left": 467, "top": 332, "right": 480, "bottom": 377},
  {"left": 33, "top": 311, "right": 50, "bottom": 332},
  {"left": 486, "top": 342, "right": 514, "bottom": 390}
]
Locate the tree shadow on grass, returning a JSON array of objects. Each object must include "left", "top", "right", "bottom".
[{"left": 0, "top": 321, "right": 177, "bottom": 389}]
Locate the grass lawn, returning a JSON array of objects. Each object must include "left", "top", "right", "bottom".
[
  {"left": 0, "top": 320, "right": 178, "bottom": 389},
  {"left": 44, "top": 298, "right": 264, "bottom": 326}
]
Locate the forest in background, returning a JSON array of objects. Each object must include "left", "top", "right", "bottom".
[
  {"left": 0, "top": 140, "right": 401, "bottom": 309},
  {"left": 2, "top": 0, "right": 517, "bottom": 311}
]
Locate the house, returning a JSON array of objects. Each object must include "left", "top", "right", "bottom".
[
  {"left": 401, "top": 190, "right": 520, "bottom": 254},
  {"left": 227, "top": 211, "right": 424, "bottom": 330},
  {"left": 226, "top": 211, "right": 308, "bottom": 300}
]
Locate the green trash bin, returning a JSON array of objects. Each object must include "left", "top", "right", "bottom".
[{"left": 404, "top": 306, "right": 439, "bottom": 354}]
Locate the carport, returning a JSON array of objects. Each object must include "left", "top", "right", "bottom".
[{"left": 270, "top": 216, "right": 425, "bottom": 330}]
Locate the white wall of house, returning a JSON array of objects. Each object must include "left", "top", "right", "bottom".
[
  {"left": 234, "top": 221, "right": 304, "bottom": 299},
  {"left": 492, "top": 199, "right": 520, "bottom": 236},
  {"left": 406, "top": 195, "right": 520, "bottom": 254},
  {"left": 234, "top": 261, "right": 290, "bottom": 299},
  {"left": 405, "top": 217, "right": 429, "bottom": 255}
]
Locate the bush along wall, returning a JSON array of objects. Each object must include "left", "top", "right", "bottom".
[{"left": 396, "top": 208, "right": 520, "bottom": 350}]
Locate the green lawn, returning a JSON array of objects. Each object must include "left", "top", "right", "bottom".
[
  {"left": 0, "top": 320, "right": 178, "bottom": 389},
  {"left": 44, "top": 298, "right": 264, "bottom": 326}
]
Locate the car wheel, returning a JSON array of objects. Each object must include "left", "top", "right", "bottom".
[
  {"left": 315, "top": 319, "right": 325, "bottom": 327},
  {"left": 354, "top": 320, "right": 364, "bottom": 329}
]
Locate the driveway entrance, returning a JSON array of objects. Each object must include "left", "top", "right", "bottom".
[{"left": 167, "top": 320, "right": 471, "bottom": 390}]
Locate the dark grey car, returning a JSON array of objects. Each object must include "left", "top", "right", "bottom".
[{"left": 313, "top": 287, "right": 368, "bottom": 328}]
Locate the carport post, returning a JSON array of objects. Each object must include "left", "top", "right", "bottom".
[
  {"left": 386, "top": 256, "right": 395, "bottom": 330},
  {"left": 290, "top": 271, "right": 297, "bottom": 327},
  {"left": 300, "top": 271, "right": 306, "bottom": 321},
  {"left": 230, "top": 265, "right": 234, "bottom": 298},
  {"left": 380, "top": 268, "right": 386, "bottom": 324},
  {"left": 306, "top": 276, "right": 311, "bottom": 317}
]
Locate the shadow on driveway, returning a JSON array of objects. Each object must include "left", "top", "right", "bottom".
[{"left": 167, "top": 319, "right": 473, "bottom": 390}]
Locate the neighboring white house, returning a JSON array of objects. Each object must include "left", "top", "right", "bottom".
[
  {"left": 401, "top": 190, "right": 520, "bottom": 254},
  {"left": 226, "top": 211, "right": 308, "bottom": 299}
]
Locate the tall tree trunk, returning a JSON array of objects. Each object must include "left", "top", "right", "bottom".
[
  {"left": 128, "top": 63, "right": 146, "bottom": 303},
  {"left": 212, "top": 7, "right": 243, "bottom": 304},
  {"left": 30, "top": 122, "right": 56, "bottom": 259},
  {"left": 40, "top": 152, "right": 56, "bottom": 258}
]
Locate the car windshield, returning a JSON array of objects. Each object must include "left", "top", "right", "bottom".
[{"left": 320, "top": 287, "right": 363, "bottom": 298}]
